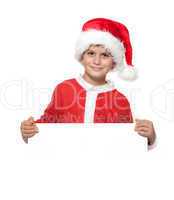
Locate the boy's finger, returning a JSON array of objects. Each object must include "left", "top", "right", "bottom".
[
  {"left": 22, "top": 125, "right": 38, "bottom": 131},
  {"left": 134, "top": 127, "right": 149, "bottom": 132},
  {"left": 22, "top": 129, "right": 38, "bottom": 135},
  {"left": 135, "top": 124, "right": 149, "bottom": 129}
]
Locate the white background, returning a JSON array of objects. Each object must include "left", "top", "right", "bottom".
[{"left": 0, "top": 0, "right": 174, "bottom": 199}]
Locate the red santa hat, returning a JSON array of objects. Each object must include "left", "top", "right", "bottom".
[{"left": 75, "top": 18, "right": 137, "bottom": 81}]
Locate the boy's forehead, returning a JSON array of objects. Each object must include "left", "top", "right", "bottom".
[{"left": 87, "top": 44, "right": 111, "bottom": 53}]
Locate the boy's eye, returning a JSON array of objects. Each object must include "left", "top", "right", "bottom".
[
  {"left": 102, "top": 53, "right": 110, "bottom": 57},
  {"left": 87, "top": 51, "right": 95, "bottom": 56},
  {"left": 86, "top": 51, "right": 111, "bottom": 57}
]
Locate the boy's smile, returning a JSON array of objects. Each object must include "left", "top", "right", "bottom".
[{"left": 80, "top": 45, "right": 115, "bottom": 86}]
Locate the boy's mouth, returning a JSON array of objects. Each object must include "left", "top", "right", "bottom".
[{"left": 91, "top": 66, "right": 103, "bottom": 71}]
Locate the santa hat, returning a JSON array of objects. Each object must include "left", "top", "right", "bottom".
[{"left": 75, "top": 18, "right": 137, "bottom": 81}]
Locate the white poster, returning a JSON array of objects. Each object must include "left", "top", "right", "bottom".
[{"left": 27, "top": 123, "right": 147, "bottom": 160}]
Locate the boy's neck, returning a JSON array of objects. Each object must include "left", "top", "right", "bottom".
[{"left": 82, "top": 74, "right": 107, "bottom": 86}]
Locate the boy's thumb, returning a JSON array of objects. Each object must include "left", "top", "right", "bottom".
[
  {"left": 135, "top": 118, "right": 140, "bottom": 122},
  {"left": 28, "top": 116, "right": 34, "bottom": 122}
]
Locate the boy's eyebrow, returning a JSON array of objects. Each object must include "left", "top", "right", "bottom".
[
  {"left": 86, "top": 49, "right": 94, "bottom": 52},
  {"left": 102, "top": 51, "right": 111, "bottom": 54},
  {"left": 86, "top": 49, "right": 111, "bottom": 54},
  {"left": 86, "top": 48, "right": 95, "bottom": 52}
]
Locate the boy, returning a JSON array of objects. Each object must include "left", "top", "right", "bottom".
[{"left": 20, "top": 18, "right": 156, "bottom": 147}]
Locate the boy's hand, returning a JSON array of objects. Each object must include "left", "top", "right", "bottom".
[
  {"left": 134, "top": 119, "right": 156, "bottom": 146},
  {"left": 20, "top": 116, "right": 39, "bottom": 143}
]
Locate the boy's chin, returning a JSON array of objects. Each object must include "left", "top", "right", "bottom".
[{"left": 89, "top": 73, "right": 106, "bottom": 81}]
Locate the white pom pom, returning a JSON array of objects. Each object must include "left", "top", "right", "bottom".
[{"left": 118, "top": 66, "right": 138, "bottom": 81}]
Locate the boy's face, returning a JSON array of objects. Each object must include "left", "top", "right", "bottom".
[{"left": 80, "top": 45, "right": 115, "bottom": 83}]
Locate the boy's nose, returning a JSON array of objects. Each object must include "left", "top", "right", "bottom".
[{"left": 93, "top": 55, "right": 101, "bottom": 65}]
